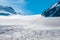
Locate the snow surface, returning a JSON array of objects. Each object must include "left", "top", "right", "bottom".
[
  {"left": 0, "top": 15, "right": 60, "bottom": 40},
  {"left": 0, "top": 14, "right": 60, "bottom": 30}
]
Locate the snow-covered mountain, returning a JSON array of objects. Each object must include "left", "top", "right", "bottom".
[
  {"left": 0, "top": 5, "right": 17, "bottom": 16},
  {"left": 41, "top": 1, "right": 60, "bottom": 17}
]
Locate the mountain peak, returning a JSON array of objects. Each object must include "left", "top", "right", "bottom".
[
  {"left": 0, "top": 5, "right": 21, "bottom": 16},
  {"left": 0, "top": 5, "right": 16, "bottom": 14},
  {"left": 41, "top": 1, "right": 60, "bottom": 17}
]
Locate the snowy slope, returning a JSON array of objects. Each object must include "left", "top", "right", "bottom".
[{"left": 41, "top": 1, "right": 60, "bottom": 17}]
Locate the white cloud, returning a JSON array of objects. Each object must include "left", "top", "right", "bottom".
[
  {"left": 5, "top": 0, "right": 28, "bottom": 6},
  {"left": 0, "top": 0, "right": 8, "bottom": 6},
  {"left": 0, "top": 0, "right": 27, "bottom": 6},
  {"left": 18, "top": 0, "right": 28, "bottom": 5}
]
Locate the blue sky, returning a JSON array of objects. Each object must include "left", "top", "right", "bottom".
[{"left": 0, "top": 0, "right": 58, "bottom": 15}]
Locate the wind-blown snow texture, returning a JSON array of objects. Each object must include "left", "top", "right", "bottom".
[{"left": 0, "top": 25, "right": 60, "bottom": 40}]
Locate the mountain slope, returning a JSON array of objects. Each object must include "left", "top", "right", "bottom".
[
  {"left": 0, "top": 5, "right": 17, "bottom": 16},
  {"left": 41, "top": 1, "right": 60, "bottom": 17}
]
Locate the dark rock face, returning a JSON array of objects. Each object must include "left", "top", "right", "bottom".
[{"left": 41, "top": 2, "right": 60, "bottom": 17}]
